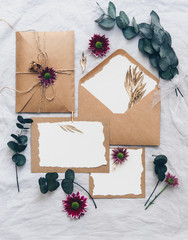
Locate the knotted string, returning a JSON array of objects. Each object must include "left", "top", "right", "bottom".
[{"left": 0, "top": 18, "right": 74, "bottom": 112}]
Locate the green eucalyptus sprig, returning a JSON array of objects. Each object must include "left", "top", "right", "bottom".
[
  {"left": 7, "top": 115, "right": 33, "bottom": 192},
  {"left": 39, "top": 169, "right": 97, "bottom": 208},
  {"left": 95, "top": 2, "right": 179, "bottom": 81},
  {"left": 144, "top": 155, "right": 168, "bottom": 207}
]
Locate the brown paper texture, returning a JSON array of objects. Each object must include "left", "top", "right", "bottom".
[
  {"left": 78, "top": 49, "right": 160, "bottom": 146},
  {"left": 89, "top": 148, "right": 145, "bottom": 198},
  {"left": 16, "top": 31, "right": 75, "bottom": 113},
  {"left": 31, "top": 117, "right": 109, "bottom": 173}
]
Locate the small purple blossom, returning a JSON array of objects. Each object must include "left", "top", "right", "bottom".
[
  {"left": 165, "top": 172, "right": 179, "bottom": 187},
  {"left": 38, "top": 66, "right": 57, "bottom": 87},
  {"left": 63, "top": 192, "right": 87, "bottom": 219},
  {"left": 112, "top": 148, "right": 129, "bottom": 165},
  {"left": 88, "top": 34, "right": 110, "bottom": 57}
]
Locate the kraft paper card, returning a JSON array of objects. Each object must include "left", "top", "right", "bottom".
[
  {"left": 16, "top": 31, "right": 75, "bottom": 113},
  {"left": 90, "top": 148, "right": 145, "bottom": 198},
  {"left": 79, "top": 49, "right": 160, "bottom": 146},
  {"left": 31, "top": 117, "right": 109, "bottom": 173}
]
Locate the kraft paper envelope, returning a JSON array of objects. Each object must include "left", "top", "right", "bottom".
[
  {"left": 16, "top": 31, "right": 75, "bottom": 113},
  {"left": 90, "top": 147, "right": 145, "bottom": 198},
  {"left": 78, "top": 49, "right": 160, "bottom": 146},
  {"left": 31, "top": 117, "right": 109, "bottom": 173}
]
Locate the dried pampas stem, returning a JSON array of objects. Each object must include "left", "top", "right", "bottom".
[{"left": 125, "top": 65, "right": 146, "bottom": 109}]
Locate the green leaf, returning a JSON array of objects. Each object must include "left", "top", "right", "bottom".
[
  {"left": 11, "top": 134, "right": 19, "bottom": 142},
  {"left": 120, "top": 11, "right": 129, "bottom": 24},
  {"left": 163, "top": 31, "right": 172, "bottom": 46},
  {"left": 7, "top": 141, "right": 18, "bottom": 152},
  {"left": 24, "top": 118, "right": 33, "bottom": 124},
  {"left": 143, "top": 38, "right": 155, "bottom": 54},
  {"left": 132, "top": 17, "right": 139, "bottom": 34},
  {"left": 150, "top": 10, "right": 162, "bottom": 29},
  {"left": 65, "top": 169, "right": 75, "bottom": 182},
  {"left": 48, "top": 181, "right": 60, "bottom": 192},
  {"left": 154, "top": 155, "right": 168, "bottom": 165},
  {"left": 123, "top": 26, "right": 137, "bottom": 40},
  {"left": 61, "top": 179, "right": 74, "bottom": 194},
  {"left": 159, "top": 43, "right": 178, "bottom": 68},
  {"left": 116, "top": 11, "right": 129, "bottom": 29},
  {"left": 138, "top": 38, "right": 149, "bottom": 55},
  {"left": 16, "top": 123, "right": 24, "bottom": 129},
  {"left": 151, "top": 26, "right": 165, "bottom": 52},
  {"left": 157, "top": 170, "right": 166, "bottom": 181},
  {"left": 108, "top": 2, "right": 116, "bottom": 19},
  {"left": 17, "top": 115, "right": 25, "bottom": 124},
  {"left": 46, "top": 172, "right": 59, "bottom": 181},
  {"left": 17, "top": 144, "right": 27, "bottom": 153},
  {"left": 159, "top": 57, "right": 170, "bottom": 71},
  {"left": 159, "top": 67, "right": 179, "bottom": 80},
  {"left": 149, "top": 54, "right": 159, "bottom": 68},
  {"left": 95, "top": 14, "right": 105, "bottom": 23},
  {"left": 18, "top": 135, "right": 28, "bottom": 144},
  {"left": 99, "top": 17, "right": 116, "bottom": 29},
  {"left": 138, "top": 23, "right": 152, "bottom": 39},
  {"left": 12, "top": 154, "right": 26, "bottom": 166},
  {"left": 39, "top": 178, "right": 48, "bottom": 194}
]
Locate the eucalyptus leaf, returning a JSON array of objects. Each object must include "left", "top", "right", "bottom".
[
  {"left": 17, "top": 115, "right": 25, "bottom": 124},
  {"left": 120, "top": 11, "right": 129, "bottom": 24},
  {"left": 150, "top": 10, "right": 162, "bottom": 29},
  {"left": 154, "top": 155, "right": 168, "bottom": 165},
  {"left": 163, "top": 31, "right": 172, "bottom": 46},
  {"left": 61, "top": 179, "right": 74, "bottom": 194},
  {"left": 132, "top": 17, "right": 139, "bottom": 33},
  {"left": 138, "top": 23, "right": 152, "bottom": 39},
  {"left": 7, "top": 141, "right": 18, "bottom": 152},
  {"left": 149, "top": 54, "right": 159, "bottom": 68},
  {"left": 99, "top": 17, "right": 116, "bottom": 29},
  {"left": 159, "top": 67, "right": 179, "bottom": 80},
  {"left": 151, "top": 25, "right": 165, "bottom": 52},
  {"left": 16, "top": 123, "right": 24, "bottom": 129},
  {"left": 159, "top": 57, "right": 170, "bottom": 71},
  {"left": 48, "top": 181, "right": 60, "bottom": 192},
  {"left": 11, "top": 134, "right": 19, "bottom": 142},
  {"left": 143, "top": 38, "right": 155, "bottom": 54},
  {"left": 46, "top": 172, "right": 59, "bottom": 181},
  {"left": 24, "top": 118, "right": 33, "bottom": 124},
  {"left": 116, "top": 16, "right": 128, "bottom": 29},
  {"left": 108, "top": 1, "right": 116, "bottom": 19},
  {"left": 39, "top": 178, "right": 48, "bottom": 194},
  {"left": 138, "top": 38, "right": 149, "bottom": 55},
  {"left": 17, "top": 144, "right": 27, "bottom": 153},
  {"left": 123, "top": 26, "right": 137, "bottom": 40},
  {"left": 65, "top": 169, "right": 75, "bottom": 182},
  {"left": 95, "top": 14, "right": 105, "bottom": 23},
  {"left": 18, "top": 135, "right": 28, "bottom": 144},
  {"left": 12, "top": 154, "right": 26, "bottom": 166}
]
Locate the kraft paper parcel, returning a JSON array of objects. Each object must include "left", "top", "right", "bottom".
[{"left": 16, "top": 31, "right": 75, "bottom": 113}]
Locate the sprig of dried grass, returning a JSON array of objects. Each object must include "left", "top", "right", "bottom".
[
  {"left": 125, "top": 65, "right": 146, "bottom": 109},
  {"left": 59, "top": 125, "right": 83, "bottom": 134}
]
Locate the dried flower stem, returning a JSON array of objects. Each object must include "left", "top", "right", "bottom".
[
  {"left": 125, "top": 66, "right": 146, "bottom": 109},
  {"left": 145, "top": 185, "right": 168, "bottom": 210}
]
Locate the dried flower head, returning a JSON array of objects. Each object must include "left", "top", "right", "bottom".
[
  {"left": 38, "top": 66, "right": 57, "bottom": 87},
  {"left": 112, "top": 148, "right": 129, "bottom": 165},
  {"left": 63, "top": 192, "right": 87, "bottom": 219},
  {"left": 165, "top": 173, "right": 179, "bottom": 187},
  {"left": 88, "top": 34, "right": 110, "bottom": 57}
]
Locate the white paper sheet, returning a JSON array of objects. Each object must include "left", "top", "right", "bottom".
[
  {"left": 91, "top": 148, "right": 143, "bottom": 196},
  {"left": 82, "top": 55, "right": 157, "bottom": 113},
  {"left": 38, "top": 121, "right": 107, "bottom": 168}
]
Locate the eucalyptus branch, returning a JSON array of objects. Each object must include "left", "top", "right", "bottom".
[{"left": 144, "top": 180, "right": 159, "bottom": 206}]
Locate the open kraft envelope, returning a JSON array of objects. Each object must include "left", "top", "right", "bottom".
[
  {"left": 16, "top": 31, "right": 75, "bottom": 113},
  {"left": 78, "top": 49, "right": 160, "bottom": 146}
]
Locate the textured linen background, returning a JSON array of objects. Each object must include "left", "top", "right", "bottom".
[{"left": 0, "top": 0, "right": 188, "bottom": 239}]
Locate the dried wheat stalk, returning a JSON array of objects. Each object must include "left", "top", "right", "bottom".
[
  {"left": 59, "top": 125, "right": 83, "bottom": 134},
  {"left": 125, "top": 65, "right": 146, "bottom": 109}
]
